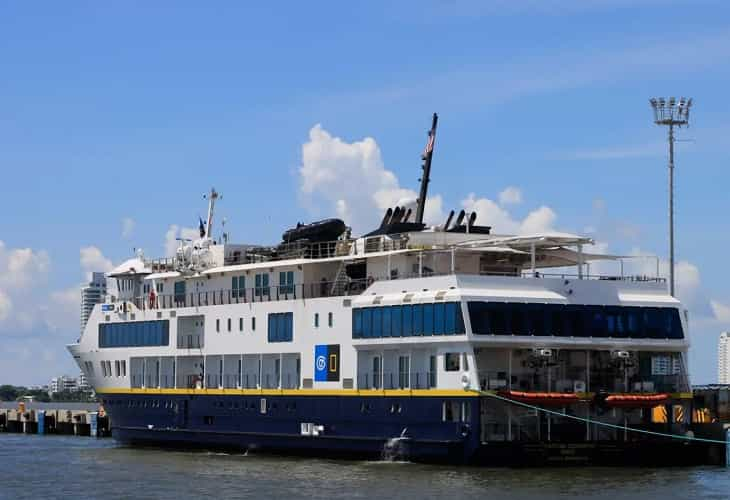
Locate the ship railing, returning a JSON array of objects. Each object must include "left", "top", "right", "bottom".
[
  {"left": 357, "top": 371, "right": 437, "bottom": 390},
  {"left": 226, "top": 239, "right": 356, "bottom": 265}
]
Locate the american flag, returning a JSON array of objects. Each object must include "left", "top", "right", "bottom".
[{"left": 422, "top": 130, "right": 435, "bottom": 159}]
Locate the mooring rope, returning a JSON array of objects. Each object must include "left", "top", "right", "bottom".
[{"left": 471, "top": 389, "right": 728, "bottom": 445}]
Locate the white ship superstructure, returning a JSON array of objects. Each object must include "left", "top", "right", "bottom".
[{"left": 67, "top": 116, "right": 692, "bottom": 463}]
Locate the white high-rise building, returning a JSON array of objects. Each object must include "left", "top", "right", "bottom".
[
  {"left": 719, "top": 332, "right": 730, "bottom": 384},
  {"left": 81, "top": 272, "right": 107, "bottom": 333}
]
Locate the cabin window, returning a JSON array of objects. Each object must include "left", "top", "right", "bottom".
[
  {"left": 352, "top": 303, "right": 465, "bottom": 339},
  {"left": 174, "top": 281, "right": 186, "bottom": 304},
  {"left": 279, "top": 271, "right": 294, "bottom": 295},
  {"left": 429, "top": 355, "right": 437, "bottom": 388},
  {"left": 398, "top": 355, "right": 410, "bottom": 389},
  {"left": 315, "top": 313, "right": 320, "bottom": 328},
  {"left": 255, "top": 274, "right": 270, "bottom": 297},
  {"left": 252, "top": 317, "right": 256, "bottom": 331},
  {"left": 232, "top": 276, "right": 245, "bottom": 299},
  {"left": 115, "top": 360, "right": 120, "bottom": 377},
  {"left": 239, "top": 318, "right": 244, "bottom": 332},
  {"left": 328, "top": 312, "right": 333, "bottom": 328},
  {"left": 156, "top": 283, "right": 163, "bottom": 293},
  {"left": 227, "top": 318, "right": 231, "bottom": 332},
  {"left": 99, "top": 320, "right": 170, "bottom": 348},
  {"left": 268, "top": 312, "right": 293, "bottom": 342},
  {"left": 445, "top": 353, "right": 460, "bottom": 372},
  {"left": 216, "top": 319, "right": 220, "bottom": 333}
]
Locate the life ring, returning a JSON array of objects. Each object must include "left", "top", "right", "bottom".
[{"left": 367, "top": 276, "right": 374, "bottom": 286}]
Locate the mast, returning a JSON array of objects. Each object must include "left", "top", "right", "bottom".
[
  {"left": 204, "top": 188, "right": 220, "bottom": 239},
  {"left": 415, "top": 113, "right": 438, "bottom": 225}
]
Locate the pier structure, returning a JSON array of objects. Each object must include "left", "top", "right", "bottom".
[{"left": 0, "top": 402, "right": 110, "bottom": 437}]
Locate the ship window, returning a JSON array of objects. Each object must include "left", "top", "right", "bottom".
[
  {"left": 252, "top": 317, "right": 256, "bottom": 331},
  {"left": 216, "top": 319, "right": 220, "bottom": 333},
  {"left": 232, "top": 276, "right": 245, "bottom": 299},
  {"left": 268, "top": 312, "right": 293, "bottom": 342},
  {"left": 328, "top": 312, "right": 333, "bottom": 328},
  {"left": 227, "top": 318, "right": 231, "bottom": 332},
  {"left": 239, "top": 318, "right": 243, "bottom": 332},
  {"left": 382, "top": 307, "right": 392, "bottom": 337},
  {"left": 121, "top": 360, "right": 126, "bottom": 377},
  {"left": 279, "top": 271, "right": 294, "bottom": 295},
  {"left": 372, "top": 308, "right": 383, "bottom": 337},
  {"left": 528, "top": 304, "right": 547, "bottom": 336},
  {"left": 115, "top": 360, "right": 120, "bottom": 377},
  {"left": 99, "top": 320, "right": 169, "bottom": 348},
  {"left": 422, "top": 304, "right": 434, "bottom": 336},
  {"left": 402, "top": 305, "right": 413, "bottom": 336},
  {"left": 351, "top": 310, "right": 360, "bottom": 337},
  {"left": 315, "top": 312, "right": 320, "bottom": 328},
  {"left": 255, "top": 274, "right": 270, "bottom": 297},
  {"left": 433, "top": 303, "right": 445, "bottom": 335},
  {"left": 445, "top": 353, "right": 460, "bottom": 372},
  {"left": 391, "top": 306, "right": 402, "bottom": 337},
  {"left": 412, "top": 304, "right": 423, "bottom": 336}
]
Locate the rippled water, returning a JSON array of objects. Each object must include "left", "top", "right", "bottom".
[{"left": 2, "top": 434, "right": 730, "bottom": 500}]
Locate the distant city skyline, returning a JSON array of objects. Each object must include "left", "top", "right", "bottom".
[{"left": 1, "top": 2, "right": 730, "bottom": 384}]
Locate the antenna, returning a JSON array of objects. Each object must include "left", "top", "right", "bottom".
[
  {"left": 649, "top": 97, "right": 693, "bottom": 297},
  {"left": 415, "top": 113, "right": 438, "bottom": 225}
]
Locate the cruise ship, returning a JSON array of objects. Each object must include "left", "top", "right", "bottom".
[{"left": 68, "top": 115, "right": 692, "bottom": 464}]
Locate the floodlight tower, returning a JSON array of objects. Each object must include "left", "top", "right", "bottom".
[{"left": 649, "top": 97, "right": 693, "bottom": 297}]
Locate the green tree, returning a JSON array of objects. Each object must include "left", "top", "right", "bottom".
[{"left": 0, "top": 385, "right": 19, "bottom": 401}]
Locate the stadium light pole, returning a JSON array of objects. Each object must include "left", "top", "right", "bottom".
[{"left": 649, "top": 97, "right": 693, "bottom": 297}]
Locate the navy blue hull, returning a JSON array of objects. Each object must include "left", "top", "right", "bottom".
[{"left": 102, "top": 394, "right": 479, "bottom": 463}]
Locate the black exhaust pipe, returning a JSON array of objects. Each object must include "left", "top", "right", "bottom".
[{"left": 443, "top": 210, "right": 455, "bottom": 231}]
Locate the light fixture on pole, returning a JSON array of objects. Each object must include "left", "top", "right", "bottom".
[{"left": 649, "top": 97, "right": 693, "bottom": 297}]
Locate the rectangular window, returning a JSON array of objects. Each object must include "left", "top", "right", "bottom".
[
  {"left": 429, "top": 355, "right": 437, "bottom": 388},
  {"left": 232, "top": 276, "right": 245, "bottom": 299},
  {"left": 362, "top": 308, "right": 372, "bottom": 338},
  {"left": 174, "top": 281, "right": 186, "bottom": 304},
  {"left": 279, "top": 271, "right": 294, "bottom": 295},
  {"left": 315, "top": 312, "right": 320, "bottom": 329},
  {"left": 252, "top": 317, "right": 256, "bottom": 331},
  {"left": 391, "top": 306, "right": 402, "bottom": 337},
  {"left": 255, "top": 274, "right": 270, "bottom": 297},
  {"left": 227, "top": 318, "right": 231, "bottom": 332},
  {"left": 433, "top": 303, "right": 445, "bottom": 335},
  {"left": 412, "top": 304, "right": 423, "bottom": 336},
  {"left": 267, "top": 312, "right": 294, "bottom": 342},
  {"left": 115, "top": 360, "right": 120, "bottom": 377},
  {"left": 121, "top": 360, "right": 126, "bottom": 377},
  {"left": 402, "top": 305, "right": 413, "bottom": 336},
  {"left": 422, "top": 303, "right": 434, "bottom": 336},
  {"left": 372, "top": 308, "right": 383, "bottom": 338},
  {"left": 328, "top": 312, "right": 333, "bottom": 328},
  {"left": 216, "top": 319, "right": 220, "bottom": 333},
  {"left": 445, "top": 353, "right": 460, "bottom": 372},
  {"left": 99, "top": 321, "right": 169, "bottom": 348},
  {"left": 398, "top": 355, "right": 410, "bottom": 389},
  {"left": 351, "top": 310, "right": 360, "bottom": 337},
  {"left": 382, "top": 307, "right": 392, "bottom": 337},
  {"left": 239, "top": 318, "right": 243, "bottom": 332}
]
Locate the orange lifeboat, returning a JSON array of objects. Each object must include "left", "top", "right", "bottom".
[
  {"left": 604, "top": 393, "right": 670, "bottom": 408},
  {"left": 498, "top": 390, "right": 581, "bottom": 406}
]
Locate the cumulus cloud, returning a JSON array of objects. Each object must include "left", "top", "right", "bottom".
[
  {"left": 461, "top": 194, "right": 556, "bottom": 235},
  {"left": 80, "top": 246, "right": 113, "bottom": 281},
  {"left": 0, "top": 241, "right": 50, "bottom": 289},
  {"left": 711, "top": 300, "right": 730, "bottom": 323},
  {"left": 0, "top": 289, "right": 12, "bottom": 322},
  {"left": 164, "top": 225, "right": 200, "bottom": 256},
  {"left": 121, "top": 217, "right": 135, "bottom": 239},
  {"left": 498, "top": 186, "right": 523, "bottom": 205},
  {"left": 299, "top": 124, "right": 443, "bottom": 233}
]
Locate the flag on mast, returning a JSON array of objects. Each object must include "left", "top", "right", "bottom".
[{"left": 422, "top": 129, "right": 436, "bottom": 159}]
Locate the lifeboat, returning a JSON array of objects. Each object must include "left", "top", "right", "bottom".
[
  {"left": 498, "top": 390, "right": 582, "bottom": 406},
  {"left": 604, "top": 393, "right": 670, "bottom": 408},
  {"left": 282, "top": 218, "right": 347, "bottom": 243}
]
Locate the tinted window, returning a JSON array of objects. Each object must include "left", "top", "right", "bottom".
[
  {"left": 413, "top": 304, "right": 423, "bottom": 336},
  {"left": 372, "top": 308, "right": 383, "bottom": 338},
  {"left": 402, "top": 305, "right": 413, "bottom": 336},
  {"left": 382, "top": 307, "right": 392, "bottom": 337},
  {"left": 391, "top": 306, "right": 402, "bottom": 337},
  {"left": 422, "top": 304, "right": 434, "bottom": 336},
  {"left": 433, "top": 303, "right": 445, "bottom": 335}
]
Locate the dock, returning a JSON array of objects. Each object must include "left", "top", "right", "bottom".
[{"left": 0, "top": 402, "right": 110, "bottom": 437}]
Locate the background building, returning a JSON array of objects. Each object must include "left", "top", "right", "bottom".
[
  {"left": 49, "top": 375, "right": 78, "bottom": 394},
  {"left": 719, "top": 332, "right": 730, "bottom": 384},
  {"left": 81, "top": 271, "right": 107, "bottom": 333}
]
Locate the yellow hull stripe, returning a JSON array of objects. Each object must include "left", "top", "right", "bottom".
[{"left": 96, "top": 387, "right": 478, "bottom": 397}]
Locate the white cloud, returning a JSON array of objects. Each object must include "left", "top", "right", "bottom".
[
  {"left": 711, "top": 300, "right": 730, "bottom": 323},
  {"left": 0, "top": 240, "right": 50, "bottom": 289},
  {"left": 164, "top": 225, "right": 200, "bottom": 256},
  {"left": 498, "top": 186, "right": 522, "bottom": 205},
  {"left": 299, "top": 124, "right": 443, "bottom": 233},
  {"left": 80, "top": 246, "right": 113, "bottom": 281},
  {"left": 121, "top": 217, "right": 135, "bottom": 239},
  {"left": 461, "top": 194, "right": 556, "bottom": 235},
  {"left": 0, "top": 289, "right": 12, "bottom": 322}
]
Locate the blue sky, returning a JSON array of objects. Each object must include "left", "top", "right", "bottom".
[{"left": 1, "top": 1, "right": 729, "bottom": 385}]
